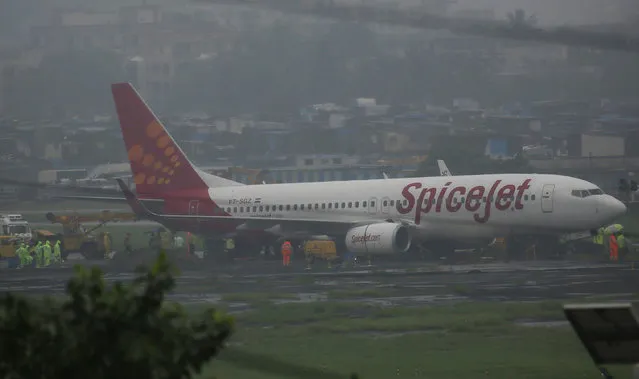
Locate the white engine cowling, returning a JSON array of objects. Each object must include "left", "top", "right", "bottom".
[{"left": 345, "top": 223, "right": 412, "bottom": 254}]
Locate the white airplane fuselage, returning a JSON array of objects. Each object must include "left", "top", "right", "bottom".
[{"left": 207, "top": 173, "right": 626, "bottom": 240}]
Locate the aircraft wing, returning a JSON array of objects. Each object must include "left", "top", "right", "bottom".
[{"left": 54, "top": 195, "right": 127, "bottom": 202}]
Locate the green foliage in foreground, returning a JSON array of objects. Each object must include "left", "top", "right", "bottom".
[{"left": 0, "top": 252, "right": 234, "bottom": 379}]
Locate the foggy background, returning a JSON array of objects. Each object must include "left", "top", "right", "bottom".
[{"left": 0, "top": 0, "right": 638, "bottom": 202}]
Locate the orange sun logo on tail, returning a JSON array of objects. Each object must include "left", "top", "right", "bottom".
[{"left": 128, "top": 120, "right": 185, "bottom": 187}]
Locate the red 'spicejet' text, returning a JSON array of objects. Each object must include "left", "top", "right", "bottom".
[{"left": 397, "top": 179, "right": 532, "bottom": 225}]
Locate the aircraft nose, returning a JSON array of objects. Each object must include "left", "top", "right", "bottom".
[{"left": 600, "top": 196, "right": 627, "bottom": 219}]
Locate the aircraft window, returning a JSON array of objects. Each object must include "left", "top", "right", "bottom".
[
  {"left": 265, "top": 205, "right": 270, "bottom": 211},
  {"left": 233, "top": 207, "right": 237, "bottom": 213},
  {"left": 461, "top": 197, "right": 465, "bottom": 203},
  {"left": 403, "top": 200, "right": 408, "bottom": 206},
  {"left": 363, "top": 201, "right": 367, "bottom": 207},
  {"left": 294, "top": 204, "right": 298, "bottom": 210},
  {"left": 383, "top": 200, "right": 388, "bottom": 206},
  {"left": 314, "top": 204, "right": 319, "bottom": 210},
  {"left": 348, "top": 202, "right": 352, "bottom": 208},
  {"left": 524, "top": 195, "right": 528, "bottom": 201},
  {"left": 226, "top": 208, "right": 231, "bottom": 213},
  {"left": 322, "top": 203, "right": 326, "bottom": 209},
  {"left": 259, "top": 206, "right": 263, "bottom": 212},
  {"left": 308, "top": 204, "right": 312, "bottom": 210},
  {"left": 341, "top": 202, "right": 346, "bottom": 208},
  {"left": 589, "top": 188, "right": 604, "bottom": 195},
  {"left": 531, "top": 195, "right": 536, "bottom": 201},
  {"left": 371, "top": 201, "right": 375, "bottom": 207},
  {"left": 328, "top": 203, "right": 332, "bottom": 209},
  {"left": 581, "top": 190, "right": 590, "bottom": 197},
  {"left": 301, "top": 204, "right": 305, "bottom": 210},
  {"left": 355, "top": 201, "right": 359, "bottom": 208},
  {"left": 390, "top": 200, "right": 394, "bottom": 206},
  {"left": 251, "top": 206, "right": 256, "bottom": 212},
  {"left": 279, "top": 205, "right": 283, "bottom": 211},
  {"left": 286, "top": 205, "right": 291, "bottom": 211},
  {"left": 432, "top": 198, "right": 436, "bottom": 204}
]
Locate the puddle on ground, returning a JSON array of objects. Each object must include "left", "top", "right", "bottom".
[
  {"left": 167, "top": 294, "right": 222, "bottom": 303},
  {"left": 482, "top": 284, "right": 520, "bottom": 290},
  {"left": 567, "top": 280, "right": 614, "bottom": 286},
  {"left": 593, "top": 292, "right": 636, "bottom": 299},
  {"left": 315, "top": 280, "right": 339, "bottom": 286},
  {"left": 361, "top": 294, "right": 468, "bottom": 306},
  {"left": 515, "top": 320, "right": 569, "bottom": 328},
  {"left": 357, "top": 329, "right": 440, "bottom": 338},
  {"left": 274, "top": 293, "right": 328, "bottom": 304},
  {"left": 400, "top": 284, "right": 447, "bottom": 289}
]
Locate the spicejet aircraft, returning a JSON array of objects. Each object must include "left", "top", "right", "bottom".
[{"left": 98, "top": 83, "right": 627, "bottom": 255}]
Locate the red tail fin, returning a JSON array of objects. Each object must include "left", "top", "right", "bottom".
[{"left": 111, "top": 83, "right": 206, "bottom": 197}]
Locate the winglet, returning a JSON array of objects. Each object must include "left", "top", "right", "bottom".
[{"left": 437, "top": 159, "right": 452, "bottom": 176}]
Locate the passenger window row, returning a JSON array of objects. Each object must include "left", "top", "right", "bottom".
[
  {"left": 225, "top": 200, "right": 377, "bottom": 214},
  {"left": 223, "top": 193, "right": 539, "bottom": 214}
]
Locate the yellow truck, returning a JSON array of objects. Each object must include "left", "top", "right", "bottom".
[
  {"left": 33, "top": 211, "right": 135, "bottom": 260},
  {"left": 0, "top": 214, "right": 33, "bottom": 259},
  {"left": 303, "top": 240, "right": 337, "bottom": 261}
]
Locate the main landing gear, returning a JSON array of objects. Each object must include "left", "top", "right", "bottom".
[{"left": 505, "top": 235, "right": 563, "bottom": 260}]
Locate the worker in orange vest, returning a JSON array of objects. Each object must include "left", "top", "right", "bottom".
[
  {"left": 281, "top": 240, "right": 292, "bottom": 267},
  {"left": 609, "top": 233, "right": 619, "bottom": 262}
]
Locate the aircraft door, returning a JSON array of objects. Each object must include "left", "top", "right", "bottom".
[
  {"left": 368, "top": 197, "right": 378, "bottom": 215},
  {"left": 189, "top": 200, "right": 199, "bottom": 216},
  {"left": 381, "top": 197, "right": 391, "bottom": 214},
  {"left": 541, "top": 184, "right": 555, "bottom": 213}
]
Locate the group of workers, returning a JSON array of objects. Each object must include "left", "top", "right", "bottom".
[
  {"left": 15, "top": 240, "right": 63, "bottom": 269},
  {"left": 593, "top": 225, "right": 629, "bottom": 262}
]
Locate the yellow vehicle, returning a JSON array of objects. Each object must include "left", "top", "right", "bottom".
[
  {"left": 34, "top": 211, "right": 134, "bottom": 260},
  {"left": 303, "top": 240, "right": 337, "bottom": 261},
  {"left": 0, "top": 236, "right": 20, "bottom": 258},
  {"left": 0, "top": 214, "right": 32, "bottom": 259}
]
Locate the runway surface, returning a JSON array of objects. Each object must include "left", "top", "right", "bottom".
[{"left": 2, "top": 260, "right": 638, "bottom": 308}]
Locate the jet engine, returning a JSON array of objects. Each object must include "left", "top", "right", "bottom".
[{"left": 345, "top": 223, "right": 411, "bottom": 254}]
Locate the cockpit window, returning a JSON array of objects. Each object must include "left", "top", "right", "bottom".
[{"left": 572, "top": 188, "right": 605, "bottom": 198}]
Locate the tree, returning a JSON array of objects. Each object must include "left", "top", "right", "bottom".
[{"left": 0, "top": 252, "right": 234, "bottom": 379}]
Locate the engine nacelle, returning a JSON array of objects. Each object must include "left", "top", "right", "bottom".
[{"left": 345, "top": 223, "right": 412, "bottom": 255}]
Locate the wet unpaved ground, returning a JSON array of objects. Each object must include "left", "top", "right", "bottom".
[{"left": 2, "top": 260, "right": 637, "bottom": 308}]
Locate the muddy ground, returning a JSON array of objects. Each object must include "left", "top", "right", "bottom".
[{"left": 2, "top": 259, "right": 637, "bottom": 310}]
